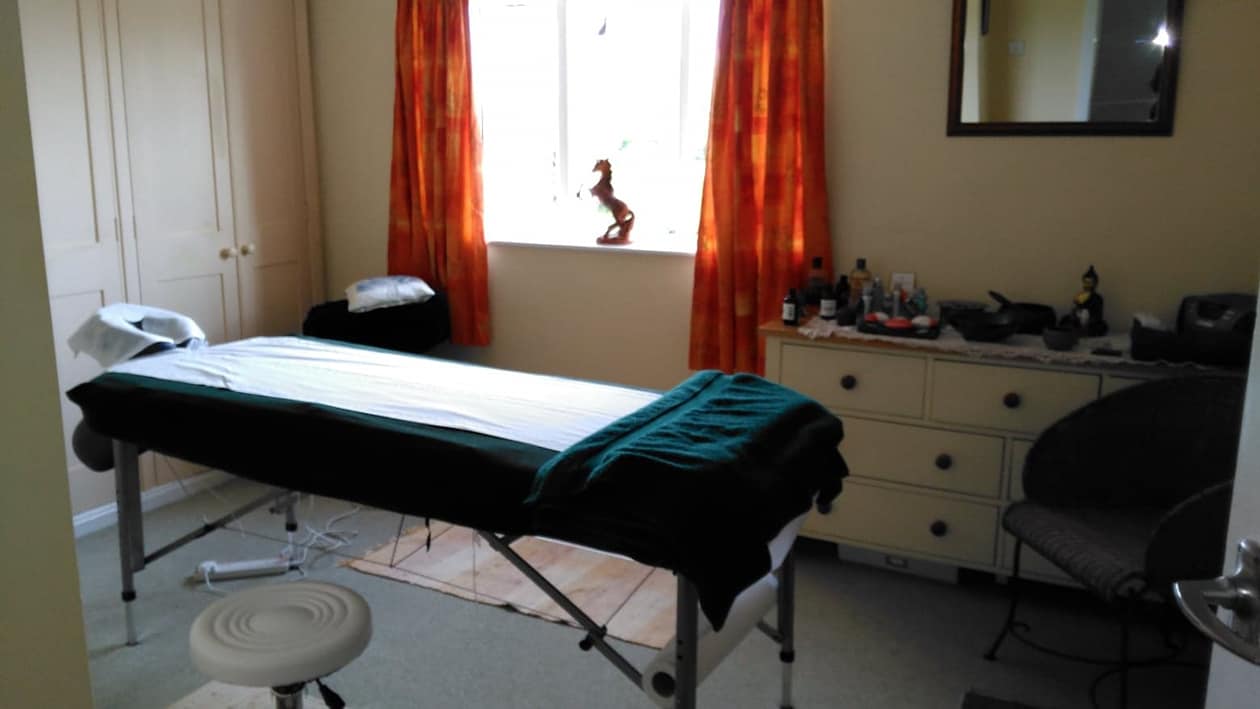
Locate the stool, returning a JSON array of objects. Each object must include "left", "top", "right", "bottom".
[{"left": 189, "top": 581, "right": 372, "bottom": 709}]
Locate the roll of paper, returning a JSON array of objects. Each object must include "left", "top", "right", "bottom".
[{"left": 640, "top": 573, "right": 779, "bottom": 707}]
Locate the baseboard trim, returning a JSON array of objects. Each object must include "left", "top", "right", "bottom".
[{"left": 73, "top": 470, "right": 233, "bottom": 539}]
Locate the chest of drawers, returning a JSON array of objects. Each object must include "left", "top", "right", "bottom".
[{"left": 762, "top": 321, "right": 1176, "bottom": 584}]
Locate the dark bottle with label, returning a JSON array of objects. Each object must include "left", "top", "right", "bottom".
[
  {"left": 820, "top": 279, "right": 838, "bottom": 320},
  {"left": 782, "top": 289, "right": 800, "bottom": 326}
]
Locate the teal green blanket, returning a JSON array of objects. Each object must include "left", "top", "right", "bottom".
[{"left": 525, "top": 370, "right": 847, "bottom": 629}]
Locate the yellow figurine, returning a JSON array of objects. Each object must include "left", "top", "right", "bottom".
[{"left": 1066, "top": 265, "right": 1107, "bottom": 336}]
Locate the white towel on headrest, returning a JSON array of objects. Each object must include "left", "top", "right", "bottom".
[{"left": 68, "top": 304, "right": 207, "bottom": 368}]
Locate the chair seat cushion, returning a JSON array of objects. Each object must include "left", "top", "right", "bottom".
[
  {"left": 1003, "top": 503, "right": 1165, "bottom": 603},
  {"left": 190, "top": 581, "right": 372, "bottom": 688}
]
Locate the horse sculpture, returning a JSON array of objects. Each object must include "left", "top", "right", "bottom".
[{"left": 588, "top": 159, "right": 634, "bottom": 245}]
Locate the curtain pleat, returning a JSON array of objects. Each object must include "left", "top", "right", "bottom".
[
  {"left": 688, "top": 0, "right": 831, "bottom": 374},
  {"left": 388, "top": 0, "right": 491, "bottom": 346}
]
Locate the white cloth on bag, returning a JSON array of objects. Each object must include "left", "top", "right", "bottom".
[
  {"left": 68, "top": 303, "right": 206, "bottom": 368},
  {"left": 345, "top": 276, "right": 435, "bottom": 313}
]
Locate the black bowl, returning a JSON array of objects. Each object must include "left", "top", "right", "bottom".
[
  {"left": 1042, "top": 326, "right": 1080, "bottom": 351},
  {"left": 950, "top": 310, "right": 1019, "bottom": 343}
]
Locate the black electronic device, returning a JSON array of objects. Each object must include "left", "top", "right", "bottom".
[{"left": 1131, "top": 293, "right": 1256, "bottom": 367}]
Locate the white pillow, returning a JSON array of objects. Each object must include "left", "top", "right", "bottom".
[{"left": 345, "top": 276, "right": 435, "bottom": 313}]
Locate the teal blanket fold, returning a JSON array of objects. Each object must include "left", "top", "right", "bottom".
[{"left": 525, "top": 370, "right": 847, "bottom": 629}]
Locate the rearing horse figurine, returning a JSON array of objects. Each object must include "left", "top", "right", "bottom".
[{"left": 588, "top": 159, "right": 634, "bottom": 245}]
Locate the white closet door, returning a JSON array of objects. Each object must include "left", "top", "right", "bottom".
[
  {"left": 111, "top": 0, "right": 240, "bottom": 344},
  {"left": 222, "top": 0, "right": 312, "bottom": 338},
  {"left": 19, "top": 0, "right": 127, "bottom": 514}
]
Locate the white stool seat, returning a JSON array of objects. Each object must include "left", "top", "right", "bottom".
[{"left": 190, "top": 581, "right": 371, "bottom": 688}]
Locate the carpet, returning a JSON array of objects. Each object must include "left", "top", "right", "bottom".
[
  {"left": 347, "top": 522, "right": 676, "bottom": 648},
  {"left": 960, "top": 689, "right": 1048, "bottom": 709},
  {"left": 169, "top": 681, "right": 328, "bottom": 709}
]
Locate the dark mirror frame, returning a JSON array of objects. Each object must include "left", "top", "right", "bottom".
[{"left": 947, "top": 0, "right": 1184, "bottom": 136}]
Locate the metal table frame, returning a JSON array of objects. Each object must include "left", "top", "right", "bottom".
[{"left": 110, "top": 441, "right": 799, "bottom": 709}]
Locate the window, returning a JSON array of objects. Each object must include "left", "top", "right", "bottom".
[{"left": 470, "top": 0, "right": 719, "bottom": 252}]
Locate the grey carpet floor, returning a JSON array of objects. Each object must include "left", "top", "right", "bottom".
[{"left": 74, "top": 480, "right": 1210, "bottom": 708}]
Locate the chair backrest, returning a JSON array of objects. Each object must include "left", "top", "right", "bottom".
[{"left": 1023, "top": 374, "right": 1246, "bottom": 508}]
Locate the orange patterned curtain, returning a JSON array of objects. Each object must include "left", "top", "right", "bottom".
[
  {"left": 688, "top": 0, "right": 831, "bottom": 373},
  {"left": 388, "top": 0, "right": 491, "bottom": 345}
]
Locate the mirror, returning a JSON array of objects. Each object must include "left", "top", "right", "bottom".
[{"left": 947, "top": 0, "right": 1183, "bottom": 135}]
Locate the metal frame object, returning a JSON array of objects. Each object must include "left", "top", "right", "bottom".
[{"left": 109, "top": 442, "right": 798, "bottom": 708}]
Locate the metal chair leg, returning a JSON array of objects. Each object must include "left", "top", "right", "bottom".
[
  {"left": 1119, "top": 600, "right": 1132, "bottom": 709},
  {"left": 985, "top": 538, "right": 1024, "bottom": 660}
]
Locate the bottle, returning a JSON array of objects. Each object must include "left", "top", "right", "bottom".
[
  {"left": 870, "top": 276, "right": 885, "bottom": 314},
  {"left": 835, "top": 275, "right": 851, "bottom": 308},
  {"left": 848, "top": 258, "right": 872, "bottom": 304},
  {"left": 805, "top": 256, "right": 828, "bottom": 307},
  {"left": 820, "top": 284, "right": 838, "bottom": 321},
  {"left": 782, "top": 289, "right": 800, "bottom": 326}
]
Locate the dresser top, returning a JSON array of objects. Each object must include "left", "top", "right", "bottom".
[{"left": 760, "top": 319, "right": 1227, "bottom": 374}]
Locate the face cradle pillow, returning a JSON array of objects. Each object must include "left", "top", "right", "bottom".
[{"left": 345, "top": 276, "right": 436, "bottom": 313}]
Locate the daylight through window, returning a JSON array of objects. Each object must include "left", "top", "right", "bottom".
[{"left": 470, "top": 0, "right": 719, "bottom": 250}]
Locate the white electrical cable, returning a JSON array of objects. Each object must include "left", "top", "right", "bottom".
[{"left": 160, "top": 454, "right": 249, "bottom": 539}]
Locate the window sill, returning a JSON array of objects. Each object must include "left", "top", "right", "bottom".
[{"left": 487, "top": 234, "right": 696, "bottom": 257}]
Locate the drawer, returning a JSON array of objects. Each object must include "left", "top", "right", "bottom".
[
  {"left": 780, "top": 344, "right": 926, "bottom": 418},
  {"left": 1101, "top": 375, "right": 1151, "bottom": 397},
  {"left": 805, "top": 482, "right": 997, "bottom": 567},
  {"left": 1002, "top": 439, "right": 1074, "bottom": 584},
  {"left": 930, "top": 361, "right": 1098, "bottom": 434},
  {"left": 842, "top": 417, "right": 1003, "bottom": 498}
]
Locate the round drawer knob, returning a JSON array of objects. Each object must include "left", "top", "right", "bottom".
[
  {"left": 816, "top": 500, "right": 833, "bottom": 515},
  {"left": 240, "top": 243, "right": 256, "bottom": 256},
  {"left": 219, "top": 246, "right": 238, "bottom": 260},
  {"left": 840, "top": 375, "right": 858, "bottom": 391},
  {"left": 1003, "top": 392, "right": 1022, "bottom": 409},
  {"left": 935, "top": 453, "right": 953, "bottom": 471},
  {"left": 929, "top": 520, "right": 949, "bottom": 538}
]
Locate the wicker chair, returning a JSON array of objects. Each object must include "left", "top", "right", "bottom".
[{"left": 983, "top": 374, "right": 1245, "bottom": 707}]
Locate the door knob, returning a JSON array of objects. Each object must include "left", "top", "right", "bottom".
[
  {"left": 1173, "top": 538, "right": 1260, "bottom": 664},
  {"left": 219, "top": 246, "right": 238, "bottom": 259},
  {"left": 240, "top": 243, "right": 256, "bottom": 256}
]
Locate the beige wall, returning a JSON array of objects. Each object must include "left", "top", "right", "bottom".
[
  {"left": 829, "top": 0, "right": 1259, "bottom": 328},
  {"left": 0, "top": 0, "right": 93, "bottom": 704},
  {"left": 310, "top": 0, "right": 1259, "bottom": 388}
]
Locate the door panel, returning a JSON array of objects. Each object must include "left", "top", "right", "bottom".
[
  {"left": 1204, "top": 265, "right": 1260, "bottom": 705},
  {"left": 146, "top": 275, "right": 233, "bottom": 345},
  {"left": 20, "top": 0, "right": 128, "bottom": 514},
  {"left": 114, "top": 0, "right": 240, "bottom": 340},
  {"left": 49, "top": 291, "right": 116, "bottom": 514},
  {"left": 221, "top": 0, "right": 310, "bottom": 338}
]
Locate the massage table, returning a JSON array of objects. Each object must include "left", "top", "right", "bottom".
[{"left": 68, "top": 336, "right": 847, "bottom": 709}]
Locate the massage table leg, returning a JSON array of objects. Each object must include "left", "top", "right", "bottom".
[
  {"left": 110, "top": 439, "right": 295, "bottom": 647},
  {"left": 674, "top": 576, "right": 700, "bottom": 709},
  {"left": 113, "top": 441, "right": 145, "bottom": 646},
  {"left": 777, "top": 552, "right": 796, "bottom": 709}
]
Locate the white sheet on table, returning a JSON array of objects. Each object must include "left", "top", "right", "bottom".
[{"left": 107, "top": 336, "right": 659, "bottom": 452}]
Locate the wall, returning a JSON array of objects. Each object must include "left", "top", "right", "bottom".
[
  {"left": 310, "top": 0, "right": 1259, "bottom": 388},
  {"left": 0, "top": 0, "right": 93, "bottom": 704},
  {"left": 829, "top": 0, "right": 1259, "bottom": 328}
]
